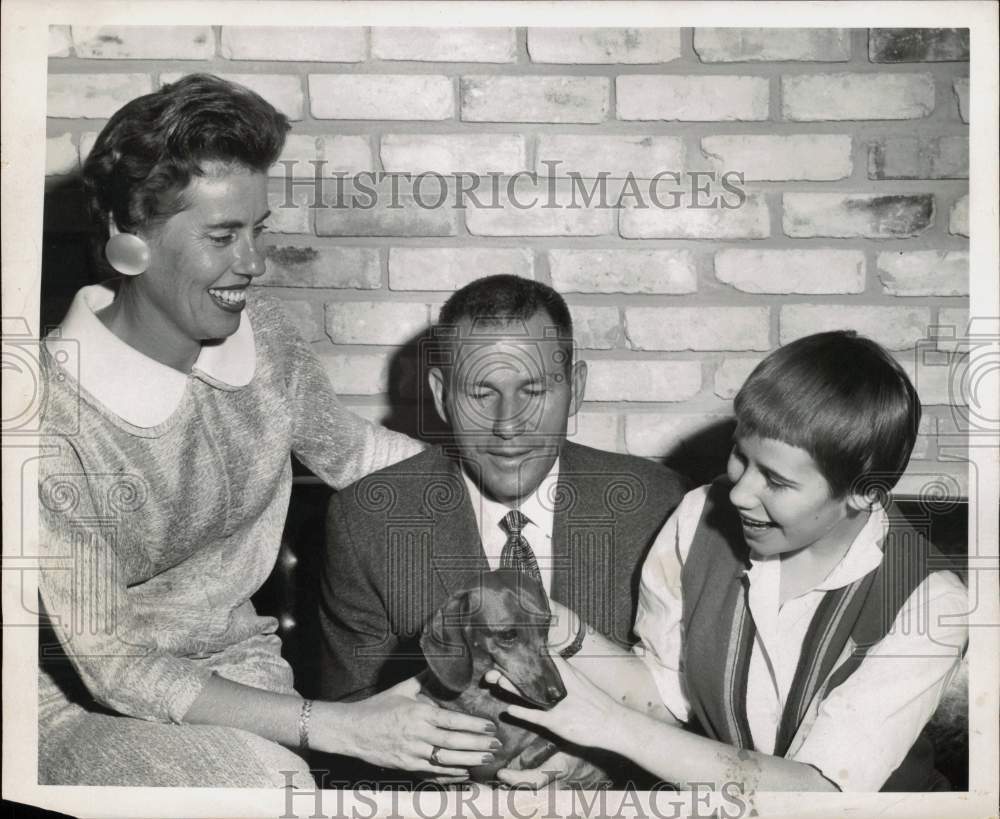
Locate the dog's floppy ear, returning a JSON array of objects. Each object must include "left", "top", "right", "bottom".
[{"left": 420, "top": 590, "right": 473, "bottom": 692}]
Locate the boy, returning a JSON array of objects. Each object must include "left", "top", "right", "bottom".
[{"left": 489, "top": 331, "right": 968, "bottom": 792}]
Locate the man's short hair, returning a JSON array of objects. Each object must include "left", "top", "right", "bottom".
[
  {"left": 436, "top": 275, "right": 575, "bottom": 369},
  {"left": 733, "top": 330, "right": 921, "bottom": 499}
]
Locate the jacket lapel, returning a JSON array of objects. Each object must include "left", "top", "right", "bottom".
[{"left": 425, "top": 450, "right": 491, "bottom": 600}]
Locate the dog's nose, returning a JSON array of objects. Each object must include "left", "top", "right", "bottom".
[{"left": 547, "top": 683, "right": 566, "bottom": 703}]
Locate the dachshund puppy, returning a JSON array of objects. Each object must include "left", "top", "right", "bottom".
[{"left": 419, "top": 570, "right": 565, "bottom": 782}]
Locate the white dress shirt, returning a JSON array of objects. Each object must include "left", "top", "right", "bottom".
[
  {"left": 634, "top": 484, "right": 968, "bottom": 792},
  {"left": 461, "top": 459, "right": 560, "bottom": 596}
]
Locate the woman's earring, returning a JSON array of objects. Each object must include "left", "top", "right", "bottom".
[{"left": 105, "top": 233, "right": 150, "bottom": 277}]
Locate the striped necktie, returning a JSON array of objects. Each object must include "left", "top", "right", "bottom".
[{"left": 499, "top": 510, "right": 542, "bottom": 584}]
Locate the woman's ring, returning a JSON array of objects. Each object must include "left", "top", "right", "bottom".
[{"left": 429, "top": 746, "right": 444, "bottom": 766}]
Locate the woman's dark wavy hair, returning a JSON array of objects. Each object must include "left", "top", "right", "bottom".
[
  {"left": 733, "top": 330, "right": 921, "bottom": 500},
  {"left": 82, "top": 73, "right": 289, "bottom": 237}
]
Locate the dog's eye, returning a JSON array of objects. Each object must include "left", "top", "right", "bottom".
[{"left": 496, "top": 628, "right": 517, "bottom": 643}]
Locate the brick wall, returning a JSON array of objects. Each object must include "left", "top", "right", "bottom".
[{"left": 45, "top": 26, "right": 971, "bottom": 496}]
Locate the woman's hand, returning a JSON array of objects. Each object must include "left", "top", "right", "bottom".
[
  {"left": 312, "top": 676, "right": 499, "bottom": 777},
  {"left": 485, "top": 653, "right": 621, "bottom": 751}
]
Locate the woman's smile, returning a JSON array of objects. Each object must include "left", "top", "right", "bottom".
[{"left": 208, "top": 285, "right": 249, "bottom": 312}]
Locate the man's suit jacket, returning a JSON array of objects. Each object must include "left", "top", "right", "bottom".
[{"left": 318, "top": 442, "right": 686, "bottom": 702}]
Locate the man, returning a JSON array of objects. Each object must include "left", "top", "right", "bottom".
[{"left": 317, "top": 275, "right": 687, "bottom": 787}]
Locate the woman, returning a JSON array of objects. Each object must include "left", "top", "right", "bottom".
[{"left": 37, "top": 73, "right": 497, "bottom": 787}]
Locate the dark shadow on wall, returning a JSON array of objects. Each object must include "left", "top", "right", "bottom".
[
  {"left": 380, "top": 326, "right": 451, "bottom": 444},
  {"left": 41, "top": 171, "right": 100, "bottom": 332},
  {"left": 660, "top": 416, "right": 736, "bottom": 487}
]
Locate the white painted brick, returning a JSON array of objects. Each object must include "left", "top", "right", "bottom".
[
  {"left": 462, "top": 76, "right": 609, "bottom": 123},
  {"left": 782, "top": 73, "right": 934, "bottom": 121},
  {"left": 621, "top": 192, "right": 769, "bottom": 239},
  {"left": 949, "top": 194, "right": 969, "bottom": 237},
  {"left": 908, "top": 415, "right": 936, "bottom": 459},
  {"left": 381, "top": 134, "right": 527, "bottom": 175},
  {"left": 868, "top": 136, "right": 968, "bottom": 180},
  {"left": 694, "top": 28, "right": 850, "bottom": 62},
  {"left": 73, "top": 26, "right": 214, "bottom": 60},
  {"left": 325, "top": 302, "right": 430, "bottom": 346},
  {"left": 953, "top": 78, "right": 969, "bottom": 123},
  {"left": 715, "top": 249, "right": 865, "bottom": 294},
  {"left": 46, "top": 133, "right": 78, "bottom": 176},
  {"left": 567, "top": 412, "right": 619, "bottom": 452},
  {"left": 348, "top": 404, "right": 390, "bottom": 425},
  {"left": 780, "top": 305, "right": 932, "bottom": 350},
  {"left": 48, "top": 74, "right": 153, "bottom": 119},
  {"left": 221, "top": 26, "right": 366, "bottom": 62},
  {"left": 617, "top": 75, "right": 768, "bottom": 121},
  {"left": 586, "top": 360, "right": 702, "bottom": 402},
  {"left": 537, "top": 135, "right": 683, "bottom": 179},
  {"left": 624, "top": 413, "right": 732, "bottom": 458},
  {"left": 626, "top": 307, "right": 770, "bottom": 352},
  {"left": 49, "top": 25, "right": 72, "bottom": 57},
  {"left": 389, "top": 248, "right": 533, "bottom": 291},
  {"left": 549, "top": 249, "right": 697, "bottom": 294},
  {"left": 869, "top": 29, "right": 969, "bottom": 63},
  {"left": 935, "top": 308, "right": 969, "bottom": 352},
  {"left": 311, "top": 74, "right": 454, "bottom": 120},
  {"left": 527, "top": 28, "right": 681, "bottom": 64},
  {"left": 783, "top": 193, "right": 933, "bottom": 238},
  {"left": 371, "top": 28, "right": 516, "bottom": 63},
  {"left": 270, "top": 134, "right": 374, "bottom": 178},
  {"left": 315, "top": 183, "right": 459, "bottom": 237},
  {"left": 571, "top": 306, "right": 622, "bottom": 350},
  {"left": 701, "top": 135, "right": 852, "bottom": 181},
  {"left": 79, "top": 131, "right": 98, "bottom": 162},
  {"left": 714, "top": 357, "right": 765, "bottom": 399},
  {"left": 316, "top": 351, "right": 392, "bottom": 395},
  {"left": 894, "top": 460, "right": 967, "bottom": 499},
  {"left": 275, "top": 299, "right": 324, "bottom": 342},
  {"left": 877, "top": 251, "right": 969, "bottom": 296},
  {"left": 899, "top": 353, "right": 960, "bottom": 406},
  {"left": 465, "top": 181, "right": 614, "bottom": 237},
  {"left": 267, "top": 188, "right": 312, "bottom": 234},
  {"left": 263, "top": 246, "right": 380, "bottom": 289},
  {"left": 161, "top": 72, "right": 303, "bottom": 120}
]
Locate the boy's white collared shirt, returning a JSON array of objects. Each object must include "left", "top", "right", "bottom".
[
  {"left": 461, "top": 458, "right": 559, "bottom": 596},
  {"left": 634, "top": 484, "right": 968, "bottom": 792}
]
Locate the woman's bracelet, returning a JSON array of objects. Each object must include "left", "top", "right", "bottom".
[
  {"left": 559, "top": 614, "right": 587, "bottom": 660},
  {"left": 298, "top": 698, "right": 313, "bottom": 751}
]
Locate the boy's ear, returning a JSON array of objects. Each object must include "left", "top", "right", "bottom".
[{"left": 846, "top": 489, "right": 879, "bottom": 513}]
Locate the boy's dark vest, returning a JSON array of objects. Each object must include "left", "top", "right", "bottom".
[{"left": 681, "top": 479, "right": 955, "bottom": 791}]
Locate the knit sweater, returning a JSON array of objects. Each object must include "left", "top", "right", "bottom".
[{"left": 38, "top": 284, "right": 422, "bottom": 724}]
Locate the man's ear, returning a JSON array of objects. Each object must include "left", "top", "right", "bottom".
[
  {"left": 567, "top": 360, "right": 587, "bottom": 418},
  {"left": 427, "top": 367, "right": 450, "bottom": 426}
]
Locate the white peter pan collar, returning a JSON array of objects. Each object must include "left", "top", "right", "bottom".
[{"left": 45, "top": 284, "right": 256, "bottom": 428}]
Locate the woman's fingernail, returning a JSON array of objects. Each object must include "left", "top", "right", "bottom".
[
  {"left": 489, "top": 738, "right": 502, "bottom": 750},
  {"left": 481, "top": 753, "right": 495, "bottom": 764},
  {"left": 483, "top": 722, "right": 497, "bottom": 733}
]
